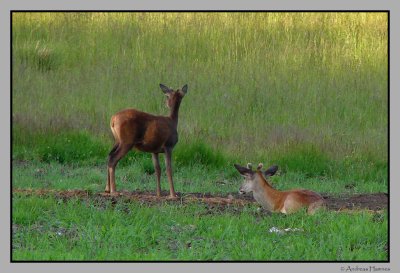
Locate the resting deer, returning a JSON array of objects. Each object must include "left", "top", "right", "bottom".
[
  {"left": 234, "top": 163, "right": 324, "bottom": 214},
  {"left": 106, "top": 84, "right": 188, "bottom": 198}
]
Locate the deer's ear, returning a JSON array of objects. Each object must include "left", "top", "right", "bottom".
[
  {"left": 264, "top": 165, "right": 278, "bottom": 177},
  {"left": 181, "top": 84, "right": 187, "bottom": 94},
  {"left": 234, "top": 164, "right": 254, "bottom": 178},
  {"left": 160, "top": 84, "right": 172, "bottom": 94}
]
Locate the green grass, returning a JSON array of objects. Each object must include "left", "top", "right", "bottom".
[
  {"left": 12, "top": 12, "right": 388, "bottom": 181},
  {"left": 12, "top": 160, "right": 387, "bottom": 195},
  {"left": 12, "top": 195, "right": 388, "bottom": 261},
  {"left": 12, "top": 129, "right": 388, "bottom": 193}
]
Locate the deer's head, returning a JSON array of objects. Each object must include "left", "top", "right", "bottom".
[
  {"left": 234, "top": 163, "right": 278, "bottom": 194},
  {"left": 160, "top": 84, "right": 188, "bottom": 109}
]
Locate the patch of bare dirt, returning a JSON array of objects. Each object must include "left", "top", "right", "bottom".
[
  {"left": 12, "top": 188, "right": 388, "bottom": 212},
  {"left": 322, "top": 193, "right": 388, "bottom": 212}
]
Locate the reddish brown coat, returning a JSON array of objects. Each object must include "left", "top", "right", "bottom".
[
  {"left": 106, "top": 84, "right": 188, "bottom": 198},
  {"left": 235, "top": 163, "right": 325, "bottom": 214}
]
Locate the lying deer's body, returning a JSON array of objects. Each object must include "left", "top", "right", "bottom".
[
  {"left": 106, "top": 84, "right": 188, "bottom": 198},
  {"left": 234, "top": 163, "right": 324, "bottom": 214}
]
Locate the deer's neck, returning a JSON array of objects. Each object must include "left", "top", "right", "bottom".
[
  {"left": 254, "top": 176, "right": 282, "bottom": 211},
  {"left": 169, "top": 99, "right": 182, "bottom": 126}
]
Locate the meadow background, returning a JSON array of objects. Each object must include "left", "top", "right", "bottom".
[{"left": 12, "top": 12, "right": 388, "bottom": 261}]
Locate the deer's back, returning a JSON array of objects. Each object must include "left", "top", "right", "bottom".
[
  {"left": 111, "top": 109, "right": 177, "bottom": 152},
  {"left": 280, "top": 189, "right": 324, "bottom": 213}
]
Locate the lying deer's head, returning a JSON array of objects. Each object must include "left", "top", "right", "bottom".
[
  {"left": 160, "top": 84, "right": 188, "bottom": 109},
  {"left": 234, "top": 163, "right": 278, "bottom": 194}
]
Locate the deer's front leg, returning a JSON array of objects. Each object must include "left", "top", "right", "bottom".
[{"left": 164, "top": 148, "right": 177, "bottom": 198}]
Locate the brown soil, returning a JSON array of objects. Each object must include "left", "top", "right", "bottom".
[{"left": 12, "top": 188, "right": 388, "bottom": 212}]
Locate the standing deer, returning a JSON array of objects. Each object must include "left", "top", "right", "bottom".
[
  {"left": 105, "top": 84, "right": 188, "bottom": 198},
  {"left": 234, "top": 163, "right": 324, "bottom": 214}
]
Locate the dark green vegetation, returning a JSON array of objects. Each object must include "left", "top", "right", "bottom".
[{"left": 12, "top": 12, "right": 388, "bottom": 261}]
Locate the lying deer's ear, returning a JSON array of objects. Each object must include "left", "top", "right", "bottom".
[
  {"left": 160, "top": 84, "right": 172, "bottom": 94},
  {"left": 264, "top": 165, "right": 278, "bottom": 177},
  {"left": 257, "top": 163, "right": 263, "bottom": 171},
  {"left": 180, "top": 84, "right": 188, "bottom": 95},
  {"left": 246, "top": 163, "right": 253, "bottom": 170},
  {"left": 234, "top": 164, "right": 254, "bottom": 178}
]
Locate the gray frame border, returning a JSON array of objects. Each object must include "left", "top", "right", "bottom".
[{"left": 3, "top": 1, "right": 397, "bottom": 273}]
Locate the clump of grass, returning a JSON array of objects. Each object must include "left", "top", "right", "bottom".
[
  {"left": 174, "top": 140, "right": 227, "bottom": 168},
  {"left": 16, "top": 41, "right": 60, "bottom": 72},
  {"left": 13, "top": 127, "right": 109, "bottom": 165},
  {"left": 334, "top": 155, "right": 388, "bottom": 184},
  {"left": 272, "top": 143, "right": 331, "bottom": 177},
  {"left": 35, "top": 133, "right": 103, "bottom": 164}
]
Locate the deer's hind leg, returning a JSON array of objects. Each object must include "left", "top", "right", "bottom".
[
  {"left": 106, "top": 143, "right": 133, "bottom": 194},
  {"left": 105, "top": 144, "right": 119, "bottom": 193},
  {"left": 307, "top": 199, "right": 325, "bottom": 215}
]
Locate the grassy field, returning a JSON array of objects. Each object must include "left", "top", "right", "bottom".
[
  {"left": 11, "top": 12, "right": 388, "bottom": 261},
  {"left": 12, "top": 160, "right": 386, "bottom": 195},
  {"left": 12, "top": 194, "right": 387, "bottom": 261}
]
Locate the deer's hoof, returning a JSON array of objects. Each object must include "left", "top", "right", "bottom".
[
  {"left": 109, "top": 191, "right": 121, "bottom": 197},
  {"left": 166, "top": 194, "right": 179, "bottom": 200}
]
